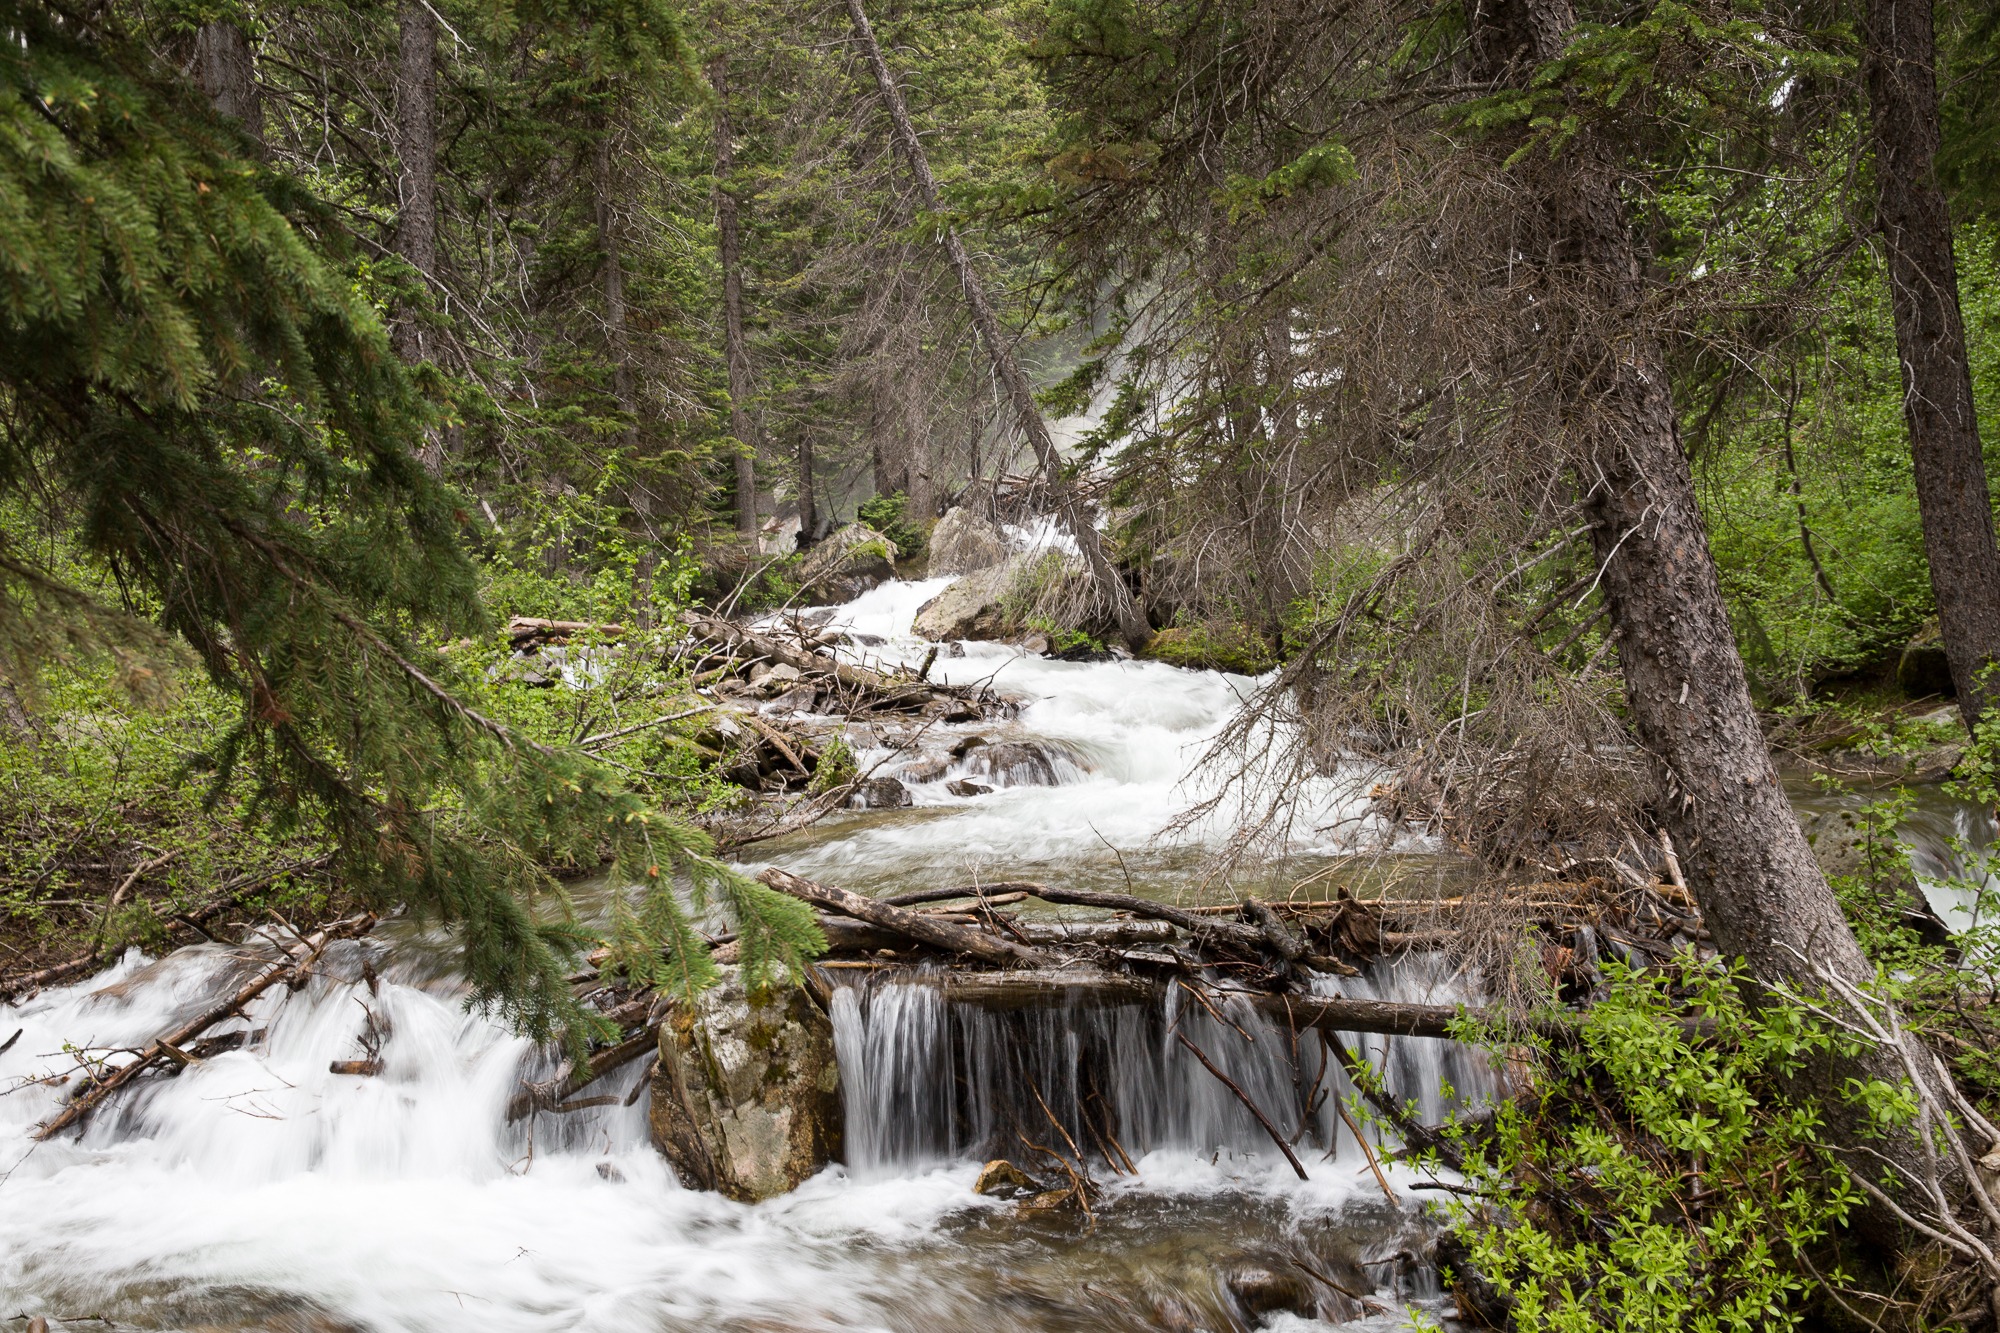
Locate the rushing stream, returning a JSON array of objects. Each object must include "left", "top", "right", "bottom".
[{"left": 0, "top": 572, "right": 1619, "bottom": 1330}]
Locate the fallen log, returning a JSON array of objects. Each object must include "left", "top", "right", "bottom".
[
  {"left": 685, "top": 611, "right": 907, "bottom": 697},
  {"left": 971, "top": 881, "right": 1268, "bottom": 952},
  {"left": 508, "top": 617, "right": 625, "bottom": 645},
  {"left": 932, "top": 967, "right": 1156, "bottom": 1007},
  {"left": 883, "top": 886, "right": 1031, "bottom": 908},
  {"left": 35, "top": 913, "right": 376, "bottom": 1140},
  {"left": 1012, "top": 920, "right": 1177, "bottom": 948},
  {"left": 757, "top": 868, "right": 1050, "bottom": 967},
  {"left": 869, "top": 967, "right": 1480, "bottom": 1036}
]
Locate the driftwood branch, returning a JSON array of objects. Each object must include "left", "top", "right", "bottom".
[
  {"left": 1173, "top": 1026, "right": 1309, "bottom": 1180},
  {"left": 35, "top": 913, "right": 377, "bottom": 1140},
  {"left": 507, "top": 1027, "right": 659, "bottom": 1122},
  {"left": 757, "top": 868, "right": 1050, "bottom": 966}
]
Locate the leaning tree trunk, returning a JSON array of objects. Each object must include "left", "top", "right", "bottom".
[
  {"left": 194, "top": 20, "right": 263, "bottom": 155},
  {"left": 1865, "top": 0, "right": 2000, "bottom": 727},
  {"left": 842, "top": 0, "right": 1151, "bottom": 649},
  {"left": 391, "top": 0, "right": 439, "bottom": 365},
  {"left": 1481, "top": 0, "right": 1958, "bottom": 1201},
  {"left": 711, "top": 60, "right": 760, "bottom": 540}
]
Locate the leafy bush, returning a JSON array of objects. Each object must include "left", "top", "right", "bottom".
[{"left": 1427, "top": 962, "right": 1867, "bottom": 1333}]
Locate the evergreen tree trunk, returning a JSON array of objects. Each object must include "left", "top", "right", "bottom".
[
  {"left": 594, "top": 126, "right": 639, "bottom": 445},
  {"left": 194, "top": 20, "right": 262, "bottom": 155},
  {"left": 711, "top": 60, "right": 759, "bottom": 540},
  {"left": 797, "top": 428, "right": 819, "bottom": 545},
  {"left": 842, "top": 0, "right": 1150, "bottom": 649},
  {"left": 1865, "top": 0, "right": 2000, "bottom": 726},
  {"left": 1479, "top": 0, "right": 1956, "bottom": 1198},
  {"left": 391, "top": 0, "right": 439, "bottom": 363}
]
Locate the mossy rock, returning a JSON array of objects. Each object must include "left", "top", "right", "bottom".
[{"left": 1141, "top": 623, "right": 1277, "bottom": 675}]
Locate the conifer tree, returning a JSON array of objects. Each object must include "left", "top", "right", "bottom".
[{"left": 0, "top": 0, "right": 821, "bottom": 1043}]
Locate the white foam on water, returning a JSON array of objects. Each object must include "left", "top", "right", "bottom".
[
  {"left": 776, "top": 580, "right": 1400, "bottom": 888},
  {"left": 0, "top": 572, "right": 1466, "bottom": 1330}
]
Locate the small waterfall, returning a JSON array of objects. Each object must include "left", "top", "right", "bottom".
[{"left": 830, "top": 956, "right": 1496, "bottom": 1178}]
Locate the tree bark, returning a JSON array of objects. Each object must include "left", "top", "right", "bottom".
[
  {"left": 194, "top": 20, "right": 263, "bottom": 155},
  {"left": 1865, "top": 0, "right": 2000, "bottom": 726},
  {"left": 842, "top": 0, "right": 1150, "bottom": 649},
  {"left": 1479, "top": 0, "right": 1957, "bottom": 1203},
  {"left": 391, "top": 0, "right": 439, "bottom": 363},
  {"left": 796, "top": 427, "right": 819, "bottom": 545},
  {"left": 711, "top": 60, "right": 760, "bottom": 539}
]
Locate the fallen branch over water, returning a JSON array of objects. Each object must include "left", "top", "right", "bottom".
[
  {"left": 758, "top": 868, "right": 1050, "bottom": 967},
  {"left": 35, "top": 912, "right": 376, "bottom": 1140},
  {"left": 506, "top": 1027, "right": 660, "bottom": 1122}
]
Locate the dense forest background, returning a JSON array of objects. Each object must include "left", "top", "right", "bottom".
[
  {"left": 7, "top": 0, "right": 2000, "bottom": 1319},
  {"left": 5, "top": 0, "right": 2000, "bottom": 1053}
]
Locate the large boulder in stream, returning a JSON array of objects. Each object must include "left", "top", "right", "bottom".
[
  {"left": 927, "top": 505, "right": 1009, "bottom": 576},
  {"left": 798, "top": 523, "right": 900, "bottom": 603},
  {"left": 649, "top": 968, "right": 841, "bottom": 1202},
  {"left": 912, "top": 551, "right": 1091, "bottom": 643}
]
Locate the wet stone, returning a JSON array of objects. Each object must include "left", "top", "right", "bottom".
[
  {"left": 649, "top": 967, "right": 841, "bottom": 1203},
  {"left": 849, "top": 777, "right": 912, "bottom": 809},
  {"left": 972, "top": 1158, "right": 1041, "bottom": 1199},
  {"left": 1226, "top": 1266, "right": 1315, "bottom": 1318},
  {"left": 946, "top": 780, "right": 991, "bottom": 798}
]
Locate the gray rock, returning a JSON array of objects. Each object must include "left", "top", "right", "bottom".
[
  {"left": 849, "top": 776, "right": 912, "bottom": 809},
  {"left": 649, "top": 968, "right": 841, "bottom": 1203},
  {"left": 1898, "top": 640, "right": 1954, "bottom": 699},
  {"left": 911, "top": 551, "right": 1089, "bottom": 643},
  {"left": 959, "top": 740, "right": 1077, "bottom": 788},
  {"left": 754, "top": 662, "right": 805, "bottom": 694},
  {"left": 798, "top": 523, "right": 900, "bottom": 603},
  {"left": 1226, "top": 1267, "right": 1314, "bottom": 1318},
  {"left": 927, "top": 505, "right": 1009, "bottom": 576},
  {"left": 947, "top": 779, "right": 992, "bottom": 798}
]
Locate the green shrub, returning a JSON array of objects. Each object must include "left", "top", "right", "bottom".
[
  {"left": 1141, "top": 621, "right": 1277, "bottom": 674},
  {"left": 857, "top": 491, "right": 926, "bottom": 561},
  {"left": 1421, "top": 962, "right": 1869, "bottom": 1333}
]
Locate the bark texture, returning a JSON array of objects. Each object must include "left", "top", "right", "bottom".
[
  {"left": 1475, "top": 0, "right": 1873, "bottom": 999},
  {"left": 391, "top": 0, "right": 439, "bottom": 362},
  {"left": 711, "top": 61, "right": 760, "bottom": 538},
  {"left": 843, "top": 0, "right": 1150, "bottom": 648},
  {"left": 1865, "top": 0, "right": 2000, "bottom": 725},
  {"left": 1479, "top": 0, "right": 1955, "bottom": 1212},
  {"left": 194, "top": 21, "right": 263, "bottom": 154}
]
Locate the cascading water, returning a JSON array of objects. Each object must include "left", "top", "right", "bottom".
[
  {"left": 829, "top": 961, "right": 1494, "bottom": 1179},
  {"left": 1, "top": 569, "right": 1481, "bottom": 1331}
]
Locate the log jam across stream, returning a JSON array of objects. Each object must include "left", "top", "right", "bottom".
[{"left": 0, "top": 565, "right": 1497, "bottom": 1332}]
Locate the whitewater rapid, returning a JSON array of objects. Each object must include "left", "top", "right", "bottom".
[{"left": 0, "top": 577, "right": 1466, "bottom": 1332}]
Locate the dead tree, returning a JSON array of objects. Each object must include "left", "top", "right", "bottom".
[
  {"left": 841, "top": 0, "right": 1150, "bottom": 649},
  {"left": 391, "top": 0, "right": 439, "bottom": 363}
]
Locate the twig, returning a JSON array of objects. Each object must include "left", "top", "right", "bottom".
[{"left": 1172, "top": 1027, "right": 1308, "bottom": 1180}]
